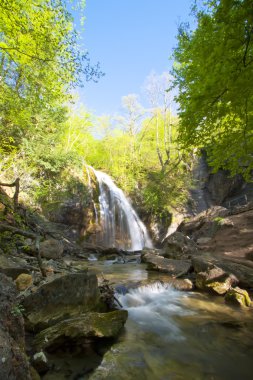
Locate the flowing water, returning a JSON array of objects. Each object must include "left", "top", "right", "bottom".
[
  {"left": 63, "top": 167, "right": 253, "bottom": 379},
  {"left": 86, "top": 166, "right": 152, "bottom": 251},
  {"left": 86, "top": 261, "right": 253, "bottom": 380}
]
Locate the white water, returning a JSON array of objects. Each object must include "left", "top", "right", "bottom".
[
  {"left": 87, "top": 166, "right": 153, "bottom": 251},
  {"left": 118, "top": 282, "right": 191, "bottom": 340},
  {"left": 85, "top": 165, "right": 99, "bottom": 224},
  {"left": 89, "top": 272, "right": 253, "bottom": 380}
]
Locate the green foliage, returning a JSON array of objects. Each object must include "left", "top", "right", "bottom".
[
  {"left": 172, "top": 0, "right": 253, "bottom": 178},
  {"left": 0, "top": 1, "right": 191, "bottom": 222},
  {"left": 80, "top": 110, "right": 191, "bottom": 217},
  {"left": 11, "top": 303, "right": 25, "bottom": 317},
  {"left": 0, "top": 0, "right": 103, "bottom": 157},
  {"left": 213, "top": 216, "right": 225, "bottom": 225}
]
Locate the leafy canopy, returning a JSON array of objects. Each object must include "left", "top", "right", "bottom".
[
  {"left": 172, "top": 0, "right": 253, "bottom": 178},
  {"left": 0, "top": 0, "right": 103, "bottom": 146}
]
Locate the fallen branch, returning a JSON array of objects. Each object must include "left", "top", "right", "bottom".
[
  {"left": 0, "top": 178, "right": 20, "bottom": 211},
  {"left": 99, "top": 274, "right": 123, "bottom": 309},
  {"left": 0, "top": 223, "right": 46, "bottom": 277}
]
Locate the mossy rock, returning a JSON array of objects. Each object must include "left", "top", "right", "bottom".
[
  {"left": 196, "top": 267, "right": 238, "bottom": 295},
  {"left": 225, "top": 287, "right": 251, "bottom": 307},
  {"left": 34, "top": 310, "right": 128, "bottom": 350},
  {"left": 15, "top": 273, "right": 33, "bottom": 291},
  {"left": 22, "top": 272, "right": 106, "bottom": 332}
]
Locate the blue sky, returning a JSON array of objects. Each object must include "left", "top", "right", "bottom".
[{"left": 76, "top": 0, "right": 194, "bottom": 115}]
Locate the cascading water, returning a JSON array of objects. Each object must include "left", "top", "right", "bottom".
[{"left": 86, "top": 166, "right": 152, "bottom": 251}]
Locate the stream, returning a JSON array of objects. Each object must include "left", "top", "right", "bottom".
[{"left": 86, "top": 260, "right": 253, "bottom": 380}]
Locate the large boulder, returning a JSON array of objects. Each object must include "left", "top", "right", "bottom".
[
  {"left": 162, "top": 231, "right": 198, "bottom": 259},
  {"left": 178, "top": 206, "right": 230, "bottom": 238},
  {"left": 0, "top": 273, "right": 31, "bottom": 380},
  {"left": 192, "top": 256, "right": 253, "bottom": 289},
  {"left": 22, "top": 271, "right": 103, "bottom": 331},
  {"left": 192, "top": 256, "right": 216, "bottom": 273},
  {"left": 142, "top": 252, "right": 192, "bottom": 276},
  {"left": 34, "top": 310, "right": 128, "bottom": 350},
  {"left": 39, "top": 238, "right": 63, "bottom": 259},
  {"left": 217, "top": 261, "right": 253, "bottom": 289}
]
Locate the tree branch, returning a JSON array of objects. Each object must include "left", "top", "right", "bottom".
[
  {"left": 0, "top": 223, "right": 46, "bottom": 277},
  {"left": 0, "top": 178, "right": 20, "bottom": 211},
  {"left": 210, "top": 88, "right": 228, "bottom": 106}
]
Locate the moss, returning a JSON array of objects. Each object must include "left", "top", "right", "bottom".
[
  {"left": 34, "top": 310, "right": 128, "bottom": 350},
  {"left": 225, "top": 287, "right": 251, "bottom": 307},
  {"left": 206, "top": 279, "right": 231, "bottom": 295}
]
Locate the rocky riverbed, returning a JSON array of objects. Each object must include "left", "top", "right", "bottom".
[{"left": 0, "top": 200, "right": 253, "bottom": 379}]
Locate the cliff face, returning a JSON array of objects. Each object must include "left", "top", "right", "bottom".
[{"left": 189, "top": 154, "right": 253, "bottom": 215}]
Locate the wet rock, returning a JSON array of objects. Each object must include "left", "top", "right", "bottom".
[
  {"left": 141, "top": 248, "right": 162, "bottom": 256},
  {"left": 15, "top": 273, "right": 33, "bottom": 291},
  {"left": 169, "top": 278, "right": 194, "bottom": 291},
  {"left": 142, "top": 252, "right": 192, "bottom": 276},
  {"left": 22, "top": 272, "right": 103, "bottom": 331},
  {"left": 196, "top": 267, "right": 238, "bottom": 295},
  {"left": 40, "top": 238, "right": 63, "bottom": 259},
  {"left": 225, "top": 287, "right": 251, "bottom": 307},
  {"left": 0, "top": 273, "right": 31, "bottom": 380},
  {"left": 34, "top": 310, "right": 128, "bottom": 350}
]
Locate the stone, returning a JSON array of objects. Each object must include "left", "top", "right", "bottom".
[
  {"left": 196, "top": 267, "right": 238, "bottom": 295},
  {"left": 163, "top": 231, "right": 198, "bottom": 259},
  {"left": 32, "top": 351, "right": 49, "bottom": 374},
  {"left": 22, "top": 272, "right": 103, "bottom": 331},
  {"left": 206, "top": 169, "right": 243, "bottom": 204},
  {"left": 169, "top": 278, "right": 194, "bottom": 291},
  {"left": 30, "top": 367, "right": 41, "bottom": 380},
  {"left": 197, "top": 237, "right": 212, "bottom": 245},
  {"left": 216, "top": 261, "right": 253, "bottom": 289},
  {"left": 0, "top": 253, "right": 31, "bottom": 279},
  {"left": 15, "top": 273, "right": 33, "bottom": 291},
  {"left": 40, "top": 238, "right": 63, "bottom": 259},
  {"left": 225, "top": 287, "right": 251, "bottom": 307},
  {"left": 192, "top": 257, "right": 216, "bottom": 273},
  {"left": 0, "top": 273, "right": 31, "bottom": 380},
  {"left": 34, "top": 310, "right": 128, "bottom": 350},
  {"left": 142, "top": 252, "right": 192, "bottom": 276},
  {"left": 141, "top": 248, "right": 161, "bottom": 256},
  {"left": 178, "top": 206, "right": 230, "bottom": 236}
]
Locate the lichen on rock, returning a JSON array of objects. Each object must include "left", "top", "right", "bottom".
[{"left": 225, "top": 287, "right": 252, "bottom": 307}]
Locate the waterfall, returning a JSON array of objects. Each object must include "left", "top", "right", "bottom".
[{"left": 86, "top": 166, "right": 152, "bottom": 251}]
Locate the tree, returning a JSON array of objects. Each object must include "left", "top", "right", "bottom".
[
  {"left": 144, "top": 72, "right": 178, "bottom": 172},
  {"left": 172, "top": 0, "right": 253, "bottom": 178},
  {"left": 0, "top": 0, "right": 103, "bottom": 147}
]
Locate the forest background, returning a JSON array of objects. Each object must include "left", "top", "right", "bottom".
[{"left": 0, "top": 0, "right": 252, "bottom": 225}]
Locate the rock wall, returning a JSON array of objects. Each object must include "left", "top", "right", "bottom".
[
  {"left": 189, "top": 153, "right": 252, "bottom": 212},
  {"left": 0, "top": 273, "right": 31, "bottom": 380}
]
